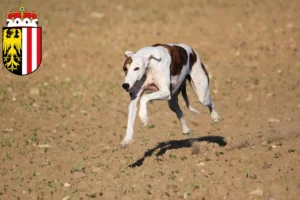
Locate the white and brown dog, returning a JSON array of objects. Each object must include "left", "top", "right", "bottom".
[{"left": 121, "top": 43, "right": 220, "bottom": 147}]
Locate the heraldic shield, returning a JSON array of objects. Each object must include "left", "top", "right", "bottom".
[{"left": 2, "top": 27, "right": 42, "bottom": 75}]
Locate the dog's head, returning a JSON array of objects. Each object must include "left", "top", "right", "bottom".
[{"left": 121, "top": 51, "right": 152, "bottom": 93}]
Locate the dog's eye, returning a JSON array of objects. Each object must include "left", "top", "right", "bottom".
[{"left": 134, "top": 67, "right": 140, "bottom": 71}]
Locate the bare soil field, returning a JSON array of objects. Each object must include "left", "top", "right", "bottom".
[{"left": 1, "top": 0, "right": 300, "bottom": 199}]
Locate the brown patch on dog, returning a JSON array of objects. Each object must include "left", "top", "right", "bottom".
[
  {"left": 152, "top": 44, "right": 188, "bottom": 75},
  {"left": 201, "top": 62, "right": 209, "bottom": 84},
  {"left": 123, "top": 57, "right": 132, "bottom": 75},
  {"left": 189, "top": 50, "right": 197, "bottom": 70}
]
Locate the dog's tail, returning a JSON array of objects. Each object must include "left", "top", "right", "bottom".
[{"left": 181, "top": 82, "right": 200, "bottom": 114}]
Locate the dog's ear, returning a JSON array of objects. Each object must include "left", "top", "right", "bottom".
[{"left": 124, "top": 51, "right": 134, "bottom": 58}]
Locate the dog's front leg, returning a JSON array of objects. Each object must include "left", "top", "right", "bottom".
[
  {"left": 139, "top": 87, "right": 171, "bottom": 125},
  {"left": 121, "top": 91, "right": 142, "bottom": 148}
]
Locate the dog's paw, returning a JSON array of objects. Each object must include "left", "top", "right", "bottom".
[
  {"left": 188, "top": 105, "right": 200, "bottom": 114},
  {"left": 141, "top": 117, "right": 149, "bottom": 126},
  {"left": 182, "top": 128, "right": 192, "bottom": 135},
  {"left": 120, "top": 138, "right": 132, "bottom": 148},
  {"left": 211, "top": 110, "right": 220, "bottom": 123},
  {"left": 139, "top": 112, "right": 149, "bottom": 126}
]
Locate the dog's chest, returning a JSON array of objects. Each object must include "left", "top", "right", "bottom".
[
  {"left": 143, "top": 82, "right": 159, "bottom": 93},
  {"left": 142, "top": 74, "right": 159, "bottom": 93},
  {"left": 144, "top": 84, "right": 159, "bottom": 93}
]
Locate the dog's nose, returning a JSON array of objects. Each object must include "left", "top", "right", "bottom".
[{"left": 122, "top": 83, "right": 129, "bottom": 90}]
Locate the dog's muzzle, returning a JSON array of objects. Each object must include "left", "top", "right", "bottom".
[{"left": 122, "top": 81, "right": 138, "bottom": 93}]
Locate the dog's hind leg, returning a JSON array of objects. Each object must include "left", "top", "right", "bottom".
[
  {"left": 181, "top": 82, "right": 200, "bottom": 114},
  {"left": 168, "top": 95, "right": 191, "bottom": 135},
  {"left": 189, "top": 61, "right": 220, "bottom": 123}
]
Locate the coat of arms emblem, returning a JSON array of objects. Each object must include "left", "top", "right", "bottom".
[{"left": 2, "top": 3, "right": 42, "bottom": 75}]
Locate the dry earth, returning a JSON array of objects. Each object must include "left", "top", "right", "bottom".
[{"left": 0, "top": 0, "right": 300, "bottom": 199}]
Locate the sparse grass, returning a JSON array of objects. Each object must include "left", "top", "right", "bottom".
[
  {"left": 61, "top": 79, "right": 71, "bottom": 89},
  {"left": 4, "top": 152, "right": 12, "bottom": 161},
  {"left": 44, "top": 146, "right": 49, "bottom": 153},
  {"left": 91, "top": 94, "right": 101, "bottom": 107},
  {"left": 283, "top": 175, "right": 289, "bottom": 191},
  {"left": 249, "top": 175, "right": 257, "bottom": 180},
  {"left": 131, "top": 184, "right": 136, "bottom": 193},
  {"left": 5, "top": 136, "right": 14, "bottom": 147},
  {"left": 243, "top": 165, "right": 248, "bottom": 178},
  {"left": 61, "top": 98, "right": 72, "bottom": 110},
  {"left": 63, "top": 189, "right": 79, "bottom": 200},
  {"left": 168, "top": 170, "right": 179, "bottom": 180},
  {"left": 215, "top": 152, "right": 224, "bottom": 156},
  {"left": 48, "top": 181, "right": 56, "bottom": 189},
  {"left": 192, "top": 169, "right": 197, "bottom": 177},
  {"left": 88, "top": 193, "right": 97, "bottom": 198},
  {"left": 32, "top": 171, "right": 37, "bottom": 177},
  {"left": 48, "top": 180, "right": 57, "bottom": 195},
  {"left": 180, "top": 156, "right": 187, "bottom": 161},
  {"left": 288, "top": 149, "right": 295, "bottom": 153},
  {"left": 225, "top": 76, "right": 239, "bottom": 85},
  {"left": 1, "top": 171, "right": 7, "bottom": 193},
  {"left": 147, "top": 124, "right": 155, "bottom": 129},
  {"left": 205, "top": 157, "right": 211, "bottom": 161},
  {"left": 267, "top": 140, "right": 272, "bottom": 144},
  {"left": 252, "top": 78, "right": 260, "bottom": 85},
  {"left": 183, "top": 191, "right": 190, "bottom": 199},
  {"left": 77, "top": 142, "right": 87, "bottom": 151},
  {"left": 277, "top": 141, "right": 283, "bottom": 146},
  {"left": 190, "top": 182, "right": 199, "bottom": 190},
  {"left": 0, "top": 106, "right": 8, "bottom": 113},
  {"left": 70, "top": 160, "right": 84, "bottom": 173},
  {"left": 169, "top": 154, "right": 177, "bottom": 159},
  {"left": 16, "top": 169, "right": 23, "bottom": 186},
  {"left": 35, "top": 177, "right": 39, "bottom": 193},
  {"left": 0, "top": 90, "right": 6, "bottom": 102},
  {"left": 27, "top": 132, "right": 39, "bottom": 145},
  {"left": 274, "top": 153, "right": 281, "bottom": 158},
  {"left": 250, "top": 66, "right": 257, "bottom": 72}
]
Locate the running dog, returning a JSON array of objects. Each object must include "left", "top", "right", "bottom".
[{"left": 121, "top": 43, "right": 220, "bottom": 148}]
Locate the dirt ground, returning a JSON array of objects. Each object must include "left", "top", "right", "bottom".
[{"left": 0, "top": 0, "right": 300, "bottom": 199}]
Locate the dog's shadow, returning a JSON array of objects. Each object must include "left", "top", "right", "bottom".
[{"left": 129, "top": 135, "right": 226, "bottom": 168}]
